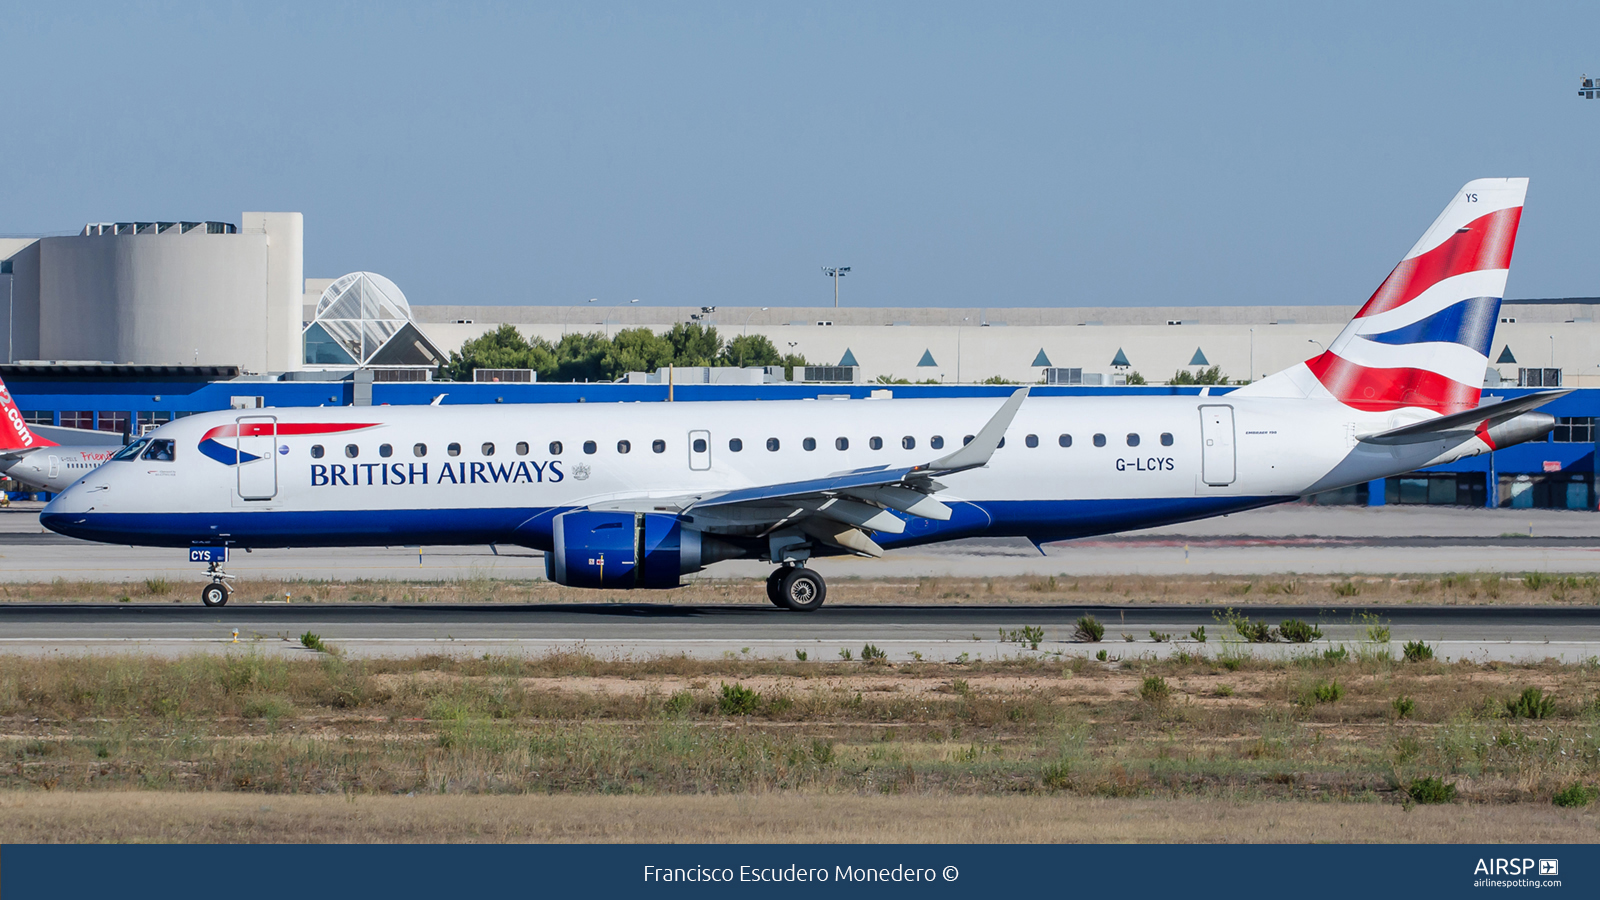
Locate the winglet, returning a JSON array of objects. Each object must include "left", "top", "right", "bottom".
[{"left": 920, "top": 387, "right": 1028, "bottom": 474}]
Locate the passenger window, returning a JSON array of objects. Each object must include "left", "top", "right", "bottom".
[
  {"left": 140, "top": 439, "right": 175, "bottom": 461},
  {"left": 803, "top": 437, "right": 816, "bottom": 451},
  {"left": 1161, "top": 433, "right": 1174, "bottom": 446},
  {"left": 902, "top": 436, "right": 915, "bottom": 450},
  {"left": 413, "top": 443, "right": 427, "bottom": 457},
  {"left": 379, "top": 443, "right": 393, "bottom": 458},
  {"left": 482, "top": 442, "right": 495, "bottom": 456},
  {"left": 835, "top": 437, "right": 849, "bottom": 451},
  {"left": 448, "top": 443, "right": 461, "bottom": 456},
  {"left": 652, "top": 439, "right": 666, "bottom": 453},
  {"left": 766, "top": 438, "right": 780, "bottom": 451},
  {"left": 962, "top": 435, "right": 974, "bottom": 446},
  {"left": 930, "top": 436, "right": 944, "bottom": 450},
  {"left": 1059, "top": 434, "right": 1072, "bottom": 448},
  {"left": 1126, "top": 434, "right": 1140, "bottom": 447},
  {"left": 729, "top": 438, "right": 743, "bottom": 452},
  {"left": 549, "top": 441, "right": 563, "bottom": 455},
  {"left": 1093, "top": 434, "right": 1106, "bottom": 447},
  {"left": 618, "top": 440, "right": 631, "bottom": 454},
  {"left": 692, "top": 438, "right": 707, "bottom": 453},
  {"left": 583, "top": 441, "right": 597, "bottom": 455},
  {"left": 868, "top": 436, "right": 882, "bottom": 450},
  {"left": 1025, "top": 434, "right": 1038, "bottom": 448},
  {"left": 516, "top": 442, "right": 529, "bottom": 455},
  {"left": 345, "top": 444, "right": 359, "bottom": 459}
]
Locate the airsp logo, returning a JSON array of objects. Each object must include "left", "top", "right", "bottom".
[
  {"left": 1540, "top": 859, "right": 1559, "bottom": 876},
  {"left": 573, "top": 463, "right": 591, "bottom": 481}
]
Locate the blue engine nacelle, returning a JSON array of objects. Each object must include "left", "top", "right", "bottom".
[{"left": 545, "top": 510, "right": 742, "bottom": 589}]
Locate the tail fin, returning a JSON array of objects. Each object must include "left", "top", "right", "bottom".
[
  {"left": 0, "top": 376, "right": 55, "bottom": 450},
  {"left": 1239, "top": 178, "right": 1527, "bottom": 413}
]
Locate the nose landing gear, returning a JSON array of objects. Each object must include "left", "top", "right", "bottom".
[
  {"left": 200, "top": 579, "right": 231, "bottom": 608},
  {"left": 766, "top": 564, "right": 826, "bottom": 612},
  {"left": 190, "top": 547, "right": 235, "bottom": 607}
]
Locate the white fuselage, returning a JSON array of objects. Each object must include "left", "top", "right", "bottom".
[{"left": 40, "top": 394, "right": 1483, "bottom": 554}]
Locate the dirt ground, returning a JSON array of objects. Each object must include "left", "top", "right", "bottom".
[{"left": 1, "top": 791, "right": 1595, "bottom": 843}]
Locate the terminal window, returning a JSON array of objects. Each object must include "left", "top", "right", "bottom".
[
  {"left": 97, "top": 411, "right": 130, "bottom": 434},
  {"left": 1552, "top": 417, "right": 1595, "bottom": 442},
  {"left": 22, "top": 411, "right": 53, "bottom": 426},
  {"left": 60, "top": 411, "right": 93, "bottom": 430}
]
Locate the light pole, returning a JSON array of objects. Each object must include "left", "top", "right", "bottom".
[
  {"left": 1307, "top": 338, "right": 1325, "bottom": 355},
  {"left": 1248, "top": 327, "right": 1254, "bottom": 383},
  {"left": 821, "top": 266, "right": 850, "bottom": 308},
  {"left": 956, "top": 316, "right": 970, "bottom": 384}
]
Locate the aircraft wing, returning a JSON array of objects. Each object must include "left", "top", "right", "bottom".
[
  {"left": 1357, "top": 389, "right": 1570, "bottom": 445},
  {"left": 584, "top": 388, "right": 1029, "bottom": 557}
]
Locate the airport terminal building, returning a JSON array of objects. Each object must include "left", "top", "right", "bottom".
[{"left": 0, "top": 212, "right": 1596, "bottom": 510}]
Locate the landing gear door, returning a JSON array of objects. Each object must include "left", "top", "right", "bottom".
[
  {"left": 688, "top": 429, "right": 712, "bottom": 471},
  {"left": 1199, "top": 405, "right": 1236, "bottom": 486},
  {"left": 235, "top": 415, "right": 278, "bottom": 501}
]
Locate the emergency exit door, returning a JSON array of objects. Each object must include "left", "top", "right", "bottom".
[
  {"left": 235, "top": 415, "right": 278, "bottom": 500},
  {"left": 1199, "top": 405, "right": 1236, "bottom": 486}
]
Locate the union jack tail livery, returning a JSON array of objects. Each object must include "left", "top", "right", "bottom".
[{"left": 1240, "top": 178, "right": 1527, "bottom": 414}]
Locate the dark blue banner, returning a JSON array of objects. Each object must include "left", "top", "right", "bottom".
[{"left": 4, "top": 844, "right": 1596, "bottom": 898}]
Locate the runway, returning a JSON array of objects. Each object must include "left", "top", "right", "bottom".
[{"left": 4, "top": 601, "right": 1598, "bottom": 664}]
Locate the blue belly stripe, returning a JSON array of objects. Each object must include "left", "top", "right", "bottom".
[{"left": 42, "top": 495, "right": 1287, "bottom": 554}]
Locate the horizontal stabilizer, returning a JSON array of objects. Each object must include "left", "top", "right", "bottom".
[{"left": 1358, "top": 389, "right": 1569, "bottom": 445}]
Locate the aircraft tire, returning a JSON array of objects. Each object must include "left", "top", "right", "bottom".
[
  {"left": 778, "top": 567, "right": 826, "bottom": 612},
  {"left": 200, "top": 582, "right": 229, "bottom": 608},
  {"left": 765, "top": 568, "right": 787, "bottom": 608}
]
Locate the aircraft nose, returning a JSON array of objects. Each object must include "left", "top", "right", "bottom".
[{"left": 40, "top": 480, "right": 103, "bottom": 534}]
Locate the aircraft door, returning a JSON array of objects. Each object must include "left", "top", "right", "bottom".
[
  {"left": 235, "top": 415, "right": 278, "bottom": 500},
  {"left": 688, "top": 429, "right": 711, "bottom": 471},
  {"left": 47, "top": 455, "right": 60, "bottom": 480},
  {"left": 1199, "top": 405, "right": 1236, "bottom": 486}
]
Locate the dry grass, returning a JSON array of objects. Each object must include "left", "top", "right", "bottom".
[
  {"left": 3, "top": 650, "right": 1600, "bottom": 813},
  {"left": 5, "top": 571, "right": 1600, "bottom": 606},
  {"left": 3, "top": 792, "right": 1597, "bottom": 844}
]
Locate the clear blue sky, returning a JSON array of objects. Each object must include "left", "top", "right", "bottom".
[{"left": 2, "top": 2, "right": 1595, "bottom": 308}]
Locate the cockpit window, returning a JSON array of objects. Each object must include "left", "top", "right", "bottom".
[
  {"left": 111, "top": 439, "right": 148, "bottom": 461},
  {"left": 141, "top": 439, "right": 176, "bottom": 461}
]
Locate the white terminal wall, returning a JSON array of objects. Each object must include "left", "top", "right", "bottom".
[{"left": 411, "top": 305, "right": 1600, "bottom": 386}]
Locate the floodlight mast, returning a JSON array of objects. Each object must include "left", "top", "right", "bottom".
[{"left": 821, "top": 266, "right": 850, "bottom": 308}]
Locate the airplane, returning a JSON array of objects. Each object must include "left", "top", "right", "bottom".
[
  {"left": 41, "top": 178, "right": 1564, "bottom": 609},
  {"left": 0, "top": 380, "right": 126, "bottom": 494}
]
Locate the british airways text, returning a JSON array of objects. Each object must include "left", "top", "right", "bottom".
[{"left": 310, "top": 461, "right": 565, "bottom": 487}]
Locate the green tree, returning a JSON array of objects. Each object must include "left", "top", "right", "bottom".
[
  {"left": 442, "top": 324, "right": 555, "bottom": 382},
  {"left": 550, "top": 332, "right": 613, "bottom": 383},
  {"left": 778, "top": 352, "right": 809, "bottom": 382},
  {"left": 1124, "top": 370, "right": 1147, "bottom": 385},
  {"left": 602, "top": 327, "right": 676, "bottom": 380},
  {"left": 719, "top": 334, "right": 782, "bottom": 368},
  {"left": 666, "top": 323, "right": 723, "bottom": 366},
  {"left": 1169, "top": 366, "right": 1229, "bottom": 385}
]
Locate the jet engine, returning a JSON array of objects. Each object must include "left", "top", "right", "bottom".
[{"left": 545, "top": 510, "right": 746, "bottom": 589}]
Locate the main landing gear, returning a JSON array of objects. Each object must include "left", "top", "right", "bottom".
[
  {"left": 199, "top": 561, "right": 234, "bottom": 608},
  {"left": 765, "top": 564, "right": 827, "bottom": 612}
]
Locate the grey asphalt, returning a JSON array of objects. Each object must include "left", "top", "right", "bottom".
[
  {"left": 6, "top": 502, "right": 1600, "bottom": 662},
  {"left": 3, "top": 602, "right": 1597, "bottom": 664}
]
